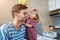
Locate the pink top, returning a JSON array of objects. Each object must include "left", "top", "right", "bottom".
[
  {"left": 26, "top": 19, "right": 36, "bottom": 28},
  {"left": 26, "top": 19, "right": 37, "bottom": 40}
]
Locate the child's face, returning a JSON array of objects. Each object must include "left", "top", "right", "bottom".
[{"left": 29, "top": 12, "right": 36, "bottom": 19}]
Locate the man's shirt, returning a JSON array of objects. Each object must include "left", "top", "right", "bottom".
[{"left": 0, "top": 22, "right": 26, "bottom": 40}]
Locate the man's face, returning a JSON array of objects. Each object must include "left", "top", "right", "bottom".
[{"left": 16, "top": 9, "right": 27, "bottom": 22}]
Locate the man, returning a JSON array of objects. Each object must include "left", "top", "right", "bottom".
[{"left": 0, "top": 4, "right": 28, "bottom": 40}]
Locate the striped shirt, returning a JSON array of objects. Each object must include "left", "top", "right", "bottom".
[{"left": 0, "top": 22, "right": 26, "bottom": 40}]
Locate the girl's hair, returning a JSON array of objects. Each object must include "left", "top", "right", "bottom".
[{"left": 32, "top": 9, "right": 40, "bottom": 23}]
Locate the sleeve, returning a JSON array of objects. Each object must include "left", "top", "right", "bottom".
[
  {"left": 0, "top": 30, "right": 2, "bottom": 40},
  {"left": 0, "top": 25, "right": 9, "bottom": 40},
  {"left": 26, "top": 19, "right": 31, "bottom": 24}
]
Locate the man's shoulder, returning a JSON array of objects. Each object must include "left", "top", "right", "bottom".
[
  {"left": 0, "top": 22, "right": 12, "bottom": 30},
  {"left": 0, "top": 22, "right": 12, "bottom": 38}
]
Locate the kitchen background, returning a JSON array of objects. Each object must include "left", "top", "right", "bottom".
[{"left": 0, "top": 0, "right": 60, "bottom": 40}]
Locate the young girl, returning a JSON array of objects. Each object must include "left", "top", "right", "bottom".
[{"left": 24, "top": 9, "right": 40, "bottom": 40}]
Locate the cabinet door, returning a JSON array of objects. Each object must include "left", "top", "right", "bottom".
[
  {"left": 48, "top": 0, "right": 56, "bottom": 11},
  {"left": 56, "top": 0, "right": 60, "bottom": 9}
]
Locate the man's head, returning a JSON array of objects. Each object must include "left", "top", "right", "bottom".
[{"left": 11, "top": 4, "right": 28, "bottom": 22}]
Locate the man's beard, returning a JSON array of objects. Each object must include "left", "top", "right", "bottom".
[
  {"left": 19, "top": 18, "right": 26, "bottom": 22},
  {"left": 21, "top": 19, "right": 25, "bottom": 22}
]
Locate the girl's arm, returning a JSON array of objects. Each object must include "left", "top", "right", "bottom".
[
  {"left": 25, "top": 23, "right": 32, "bottom": 27},
  {"left": 23, "top": 22, "right": 32, "bottom": 27}
]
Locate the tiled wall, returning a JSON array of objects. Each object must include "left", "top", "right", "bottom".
[
  {"left": 36, "top": 23, "right": 43, "bottom": 35},
  {"left": 54, "top": 16, "right": 60, "bottom": 26}
]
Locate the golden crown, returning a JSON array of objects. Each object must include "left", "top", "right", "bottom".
[{"left": 17, "top": 0, "right": 28, "bottom": 6}]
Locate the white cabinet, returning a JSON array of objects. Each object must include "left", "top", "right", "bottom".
[
  {"left": 56, "top": 0, "right": 60, "bottom": 9},
  {"left": 48, "top": 0, "right": 56, "bottom": 11},
  {"left": 48, "top": 0, "right": 60, "bottom": 11}
]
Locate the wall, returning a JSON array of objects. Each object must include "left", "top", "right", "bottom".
[
  {"left": 0, "top": 0, "right": 17, "bottom": 25},
  {"left": 49, "top": 16, "right": 55, "bottom": 25}
]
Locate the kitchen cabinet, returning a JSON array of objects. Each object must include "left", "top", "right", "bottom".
[
  {"left": 56, "top": 0, "right": 60, "bottom": 9},
  {"left": 48, "top": 0, "right": 60, "bottom": 11},
  {"left": 48, "top": 0, "right": 56, "bottom": 11}
]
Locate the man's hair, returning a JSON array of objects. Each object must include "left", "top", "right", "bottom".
[{"left": 11, "top": 4, "right": 28, "bottom": 17}]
